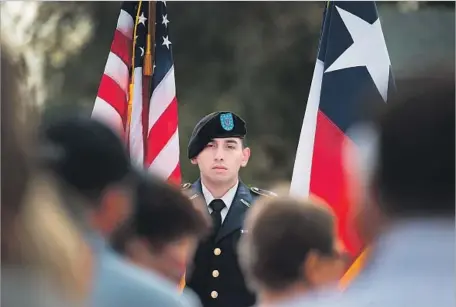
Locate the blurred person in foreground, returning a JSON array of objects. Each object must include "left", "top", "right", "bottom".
[
  {"left": 238, "top": 194, "right": 349, "bottom": 307},
  {"left": 40, "top": 115, "right": 196, "bottom": 307},
  {"left": 285, "top": 74, "right": 455, "bottom": 307},
  {"left": 111, "top": 175, "right": 212, "bottom": 304},
  {"left": 182, "top": 111, "right": 277, "bottom": 307},
  {"left": 1, "top": 42, "right": 90, "bottom": 306}
]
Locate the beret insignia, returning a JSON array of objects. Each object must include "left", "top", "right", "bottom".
[
  {"left": 250, "top": 187, "right": 277, "bottom": 197},
  {"left": 220, "top": 113, "right": 234, "bottom": 131}
]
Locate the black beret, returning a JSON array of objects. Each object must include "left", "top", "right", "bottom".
[
  {"left": 188, "top": 111, "right": 247, "bottom": 159},
  {"left": 40, "top": 116, "right": 138, "bottom": 199}
]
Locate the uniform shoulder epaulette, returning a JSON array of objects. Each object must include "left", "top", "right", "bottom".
[
  {"left": 250, "top": 187, "right": 278, "bottom": 197},
  {"left": 181, "top": 182, "right": 192, "bottom": 190}
]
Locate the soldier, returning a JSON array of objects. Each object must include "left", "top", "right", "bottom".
[{"left": 182, "top": 111, "right": 276, "bottom": 307}]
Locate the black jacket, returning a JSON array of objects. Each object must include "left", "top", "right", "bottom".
[{"left": 183, "top": 179, "right": 274, "bottom": 307}]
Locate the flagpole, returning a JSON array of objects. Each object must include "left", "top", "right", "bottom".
[
  {"left": 339, "top": 248, "right": 370, "bottom": 289},
  {"left": 127, "top": 1, "right": 143, "bottom": 132},
  {"left": 144, "top": 1, "right": 156, "bottom": 76}
]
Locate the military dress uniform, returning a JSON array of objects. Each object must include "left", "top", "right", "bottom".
[{"left": 183, "top": 111, "right": 276, "bottom": 307}]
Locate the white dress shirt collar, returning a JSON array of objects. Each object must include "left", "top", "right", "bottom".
[{"left": 201, "top": 181, "right": 239, "bottom": 211}]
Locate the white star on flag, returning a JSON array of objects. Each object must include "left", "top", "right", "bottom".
[
  {"left": 138, "top": 12, "right": 147, "bottom": 26},
  {"left": 162, "top": 36, "right": 171, "bottom": 49},
  {"left": 325, "top": 6, "right": 391, "bottom": 102},
  {"left": 162, "top": 14, "right": 170, "bottom": 27}
]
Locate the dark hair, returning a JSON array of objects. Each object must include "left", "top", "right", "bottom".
[
  {"left": 39, "top": 113, "right": 136, "bottom": 204},
  {"left": 112, "top": 175, "right": 211, "bottom": 252},
  {"left": 240, "top": 197, "right": 335, "bottom": 291},
  {"left": 373, "top": 74, "right": 455, "bottom": 217}
]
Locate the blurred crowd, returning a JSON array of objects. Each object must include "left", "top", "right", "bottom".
[{"left": 1, "top": 34, "right": 454, "bottom": 307}]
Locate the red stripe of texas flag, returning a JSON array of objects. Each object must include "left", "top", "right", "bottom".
[{"left": 311, "top": 110, "right": 362, "bottom": 255}]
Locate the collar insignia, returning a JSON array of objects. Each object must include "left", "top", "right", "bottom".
[{"left": 240, "top": 199, "right": 251, "bottom": 208}]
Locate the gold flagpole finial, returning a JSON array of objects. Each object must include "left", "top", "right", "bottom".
[
  {"left": 127, "top": 1, "right": 143, "bottom": 130},
  {"left": 144, "top": 1, "right": 156, "bottom": 76}
]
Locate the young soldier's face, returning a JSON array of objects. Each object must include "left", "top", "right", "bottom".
[{"left": 192, "top": 138, "right": 250, "bottom": 184}]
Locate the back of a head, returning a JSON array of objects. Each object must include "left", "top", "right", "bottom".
[
  {"left": 112, "top": 175, "right": 211, "bottom": 252},
  {"left": 373, "top": 73, "right": 455, "bottom": 217},
  {"left": 240, "top": 196, "right": 336, "bottom": 291},
  {"left": 39, "top": 113, "right": 134, "bottom": 203}
]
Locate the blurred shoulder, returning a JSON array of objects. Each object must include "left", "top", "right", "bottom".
[
  {"left": 249, "top": 186, "right": 278, "bottom": 198},
  {"left": 181, "top": 288, "right": 203, "bottom": 307},
  {"left": 97, "top": 252, "right": 187, "bottom": 307}
]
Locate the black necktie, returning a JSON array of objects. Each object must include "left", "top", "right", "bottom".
[{"left": 209, "top": 199, "right": 226, "bottom": 237}]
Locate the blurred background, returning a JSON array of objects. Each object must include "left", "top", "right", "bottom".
[{"left": 1, "top": 1, "right": 454, "bottom": 187}]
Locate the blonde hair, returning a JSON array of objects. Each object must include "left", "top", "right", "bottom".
[{"left": 17, "top": 173, "right": 92, "bottom": 300}]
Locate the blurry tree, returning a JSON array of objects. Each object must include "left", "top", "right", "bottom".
[{"left": 30, "top": 2, "right": 121, "bottom": 108}]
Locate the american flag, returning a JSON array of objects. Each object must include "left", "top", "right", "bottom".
[
  {"left": 290, "top": 0, "right": 395, "bottom": 272},
  {"left": 92, "top": 1, "right": 181, "bottom": 184}
]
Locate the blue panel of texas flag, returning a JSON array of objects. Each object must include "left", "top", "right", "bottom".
[
  {"left": 319, "top": 1, "right": 396, "bottom": 133},
  {"left": 290, "top": 1, "right": 395, "bottom": 257}
]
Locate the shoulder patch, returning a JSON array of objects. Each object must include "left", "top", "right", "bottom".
[
  {"left": 181, "top": 183, "right": 192, "bottom": 190},
  {"left": 250, "top": 187, "right": 278, "bottom": 197}
]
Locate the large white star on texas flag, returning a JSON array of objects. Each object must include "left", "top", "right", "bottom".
[{"left": 325, "top": 6, "right": 391, "bottom": 102}]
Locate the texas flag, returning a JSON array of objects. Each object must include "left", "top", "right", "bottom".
[{"left": 289, "top": 1, "right": 395, "bottom": 258}]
